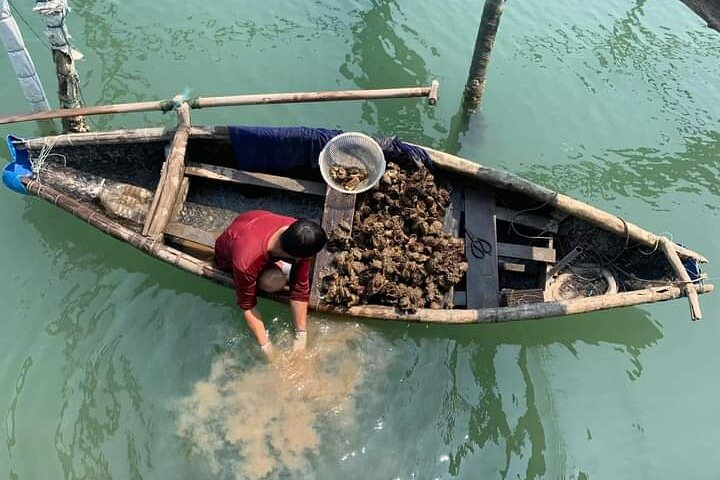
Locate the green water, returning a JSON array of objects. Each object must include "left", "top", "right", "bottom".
[{"left": 1, "top": 0, "right": 719, "bottom": 478}]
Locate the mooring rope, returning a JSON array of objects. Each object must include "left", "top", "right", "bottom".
[{"left": 30, "top": 136, "right": 66, "bottom": 183}]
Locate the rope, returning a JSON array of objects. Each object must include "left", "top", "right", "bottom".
[
  {"left": 29, "top": 136, "right": 65, "bottom": 182},
  {"left": 617, "top": 216, "right": 630, "bottom": 247}
]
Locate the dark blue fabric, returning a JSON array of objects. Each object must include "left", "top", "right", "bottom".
[{"left": 228, "top": 126, "right": 430, "bottom": 175}]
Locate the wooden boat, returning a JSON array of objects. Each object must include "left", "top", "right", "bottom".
[{"left": 1, "top": 87, "right": 712, "bottom": 323}]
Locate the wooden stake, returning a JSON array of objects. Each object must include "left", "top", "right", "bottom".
[
  {"left": 34, "top": 0, "right": 88, "bottom": 133},
  {"left": 659, "top": 237, "right": 702, "bottom": 320},
  {"left": 463, "top": 0, "right": 508, "bottom": 112}
]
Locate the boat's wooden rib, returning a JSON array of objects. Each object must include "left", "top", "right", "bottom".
[
  {"left": 310, "top": 187, "right": 356, "bottom": 307},
  {"left": 497, "top": 243, "right": 556, "bottom": 263},
  {"left": 495, "top": 206, "right": 558, "bottom": 233},
  {"left": 420, "top": 146, "right": 708, "bottom": 263},
  {"left": 165, "top": 222, "right": 217, "bottom": 253},
  {"left": 464, "top": 188, "right": 500, "bottom": 308},
  {"left": 660, "top": 237, "right": 702, "bottom": 320},
  {"left": 185, "top": 162, "right": 326, "bottom": 196},
  {"left": 142, "top": 102, "right": 191, "bottom": 239}
]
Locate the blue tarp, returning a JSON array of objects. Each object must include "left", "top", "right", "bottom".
[{"left": 228, "top": 126, "right": 430, "bottom": 175}]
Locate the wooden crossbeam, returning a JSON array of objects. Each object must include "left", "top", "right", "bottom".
[
  {"left": 464, "top": 188, "right": 500, "bottom": 308},
  {"left": 497, "top": 242, "right": 556, "bottom": 263},
  {"left": 495, "top": 206, "right": 558, "bottom": 233},
  {"left": 185, "top": 162, "right": 326, "bottom": 196}
]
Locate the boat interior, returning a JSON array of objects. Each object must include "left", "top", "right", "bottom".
[{"left": 21, "top": 127, "right": 676, "bottom": 311}]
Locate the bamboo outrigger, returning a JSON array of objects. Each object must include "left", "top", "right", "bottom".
[{"left": 2, "top": 83, "right": 712, "bottom": 323}]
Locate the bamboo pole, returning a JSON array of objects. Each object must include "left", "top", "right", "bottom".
[
  {"left": 463, "top": 0, "right": 508, "bottom": 112},
  {"left": 659, "top": 237, "right": 702, "bottom": 320},
  {"left": 421, "top": 146, "right": 709, "bottom": 263},
  {"left": 0, "top": 84, "right": 438, "bottom": 126},
  {"left": 34, "top": 0, "right": 88, "bottom": 133},
  {"left": 189, "top": 85, "right": 436, "bottom": 109},
  {"left": 21, "top": 127, "right": 173, "bottom": 149},
  {"left": 317, "top": 284, "right": 714, "bottom": 324},
  {"left": 0, "top": 0, "right": 50, "bottom": 112},
  {"left": 142, "top": 101, "right": 191, "bottom": 239}
]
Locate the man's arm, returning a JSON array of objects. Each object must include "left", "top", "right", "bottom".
[
  {"left": 243, "top": 307, "right": 270, "bottom": 346},
  {"left": 288, "top": 259, "right": 312, "bottom": 332},
  {"left": 289, "top": 300, "right": 308, "bottom": 332},
  {"left": 233, "top": 265, "right": 268, "bottom": 346}
]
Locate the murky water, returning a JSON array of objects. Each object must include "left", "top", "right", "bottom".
[{"left": 1, "top": 1, "right": 719, "bottom": 479}]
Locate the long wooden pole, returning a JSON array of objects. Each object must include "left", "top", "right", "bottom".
[
  {"left": 463, "top": 0, "right": 508, "bottom": 112},
  {"left": 34, "top": 0, "right": 88, "bottom": 133},
  {"left": 0, "top": 84, "right": 438, "bottom": 126}
]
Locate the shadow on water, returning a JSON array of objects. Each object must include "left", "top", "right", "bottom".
[
  {"left": 339, "top": 0, "right": 445, "bottom": 145},
  {"left": 361, "top": 305, "right": 663, "bottom": 478}
]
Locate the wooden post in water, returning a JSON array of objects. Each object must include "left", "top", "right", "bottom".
[
  {"left": 463, "top": 0, "right": 508, "bottom": 112},
  {"left": 34, "top": 0, "right": 88, "bottom": 133},
  {"left": 0, "top": 0, "right": 50, "bottom": 112}
]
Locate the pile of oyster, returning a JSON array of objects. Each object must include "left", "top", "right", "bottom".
[{"left": 321, "top": 162, "right": 467, "bottom": 312}]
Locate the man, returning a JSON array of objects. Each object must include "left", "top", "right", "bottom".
[{"left": 214, "top": 210, "right": 327, "bottom": 354}]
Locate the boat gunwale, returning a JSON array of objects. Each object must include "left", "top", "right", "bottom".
[{"left": 13, "top": 127, "right": 713, "bottom": 324}]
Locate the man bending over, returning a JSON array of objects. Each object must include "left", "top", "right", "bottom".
[{"left": 214, "top": 210, "right": 327, "bottom": 353}]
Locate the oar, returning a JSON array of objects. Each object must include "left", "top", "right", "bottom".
[{"left": 0, "top": 82, "right": 440, "bottom": 126}]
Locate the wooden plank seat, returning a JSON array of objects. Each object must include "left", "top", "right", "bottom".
[
  {"left": 464, "top": 188, "right": 500, "bottom": 308},
  {"left": 165, "top": 222, "right": 217, "bottom": 258},
  {"left": 497, "top": 242, "right": 556, "bottom": 263},
  {"left": 310, "top": 187, "right": 357, "bottom": 307},
  {"left": 185, "top": 162, "right": 326, "bottom": 196}
]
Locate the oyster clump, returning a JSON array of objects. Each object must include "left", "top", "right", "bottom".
[
  {"left": 321, "top": 162, "right": 468, "bottom": 313},
  {"left": 329, "top": 165, "right": 368, "bottom": 191}
]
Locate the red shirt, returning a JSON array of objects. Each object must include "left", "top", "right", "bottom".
[{"left": 214, "top": 210, "right": 311, "bottom": 310}]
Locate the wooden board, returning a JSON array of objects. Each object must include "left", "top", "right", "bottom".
[
  {"left": 464, "top": 188, "right": 500, "bottom": 308},
  {"left": 185, "top": 162, "right": 326, "bottom": 196},
  {"left": 497, "top": 242, "right": 556, "bottom": 263},
  {"left": 165, "top": 222, "right": 216, "bottom": 254},
  {"left": 495, "top": 206, "right": 558, "bottom": 233},
  {"left": 442, "top": 187, "right": 464, "bottom": 307},
  {"left": 309, "top": 187, "right": 357, "bottom": 306}
]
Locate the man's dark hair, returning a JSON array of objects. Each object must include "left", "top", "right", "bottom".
[{"left": 280, "top": 219, "right": 327, "bottom": 258}]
